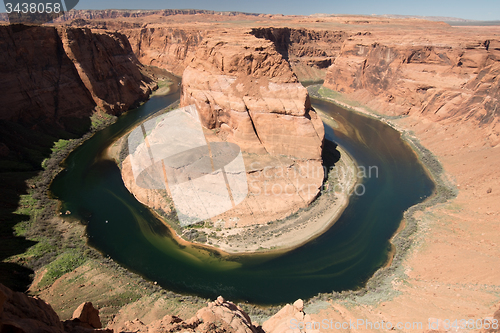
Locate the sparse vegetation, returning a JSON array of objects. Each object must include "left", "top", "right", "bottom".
[
  {"left": 151, "top": 78, "right": 174, "bottom": 96},
  {"left": 91, "top": 111, "right": 117, "bottom": 131},
  {"left": 38, "top": 250, "right": 87, "bottom": 288},
  {"left": 0, "top": 97, "right": 213, "bottom": 324},
  {"left": 0, "top": 108, "right": 120, "bottom": 292}
]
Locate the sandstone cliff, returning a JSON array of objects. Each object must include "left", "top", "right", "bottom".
[
  {"left": 59, "top": 19, "right": 348, "bottom": 83},
  {"left": 58, "top": 27, "right": 155, "bottom": 115},
  {"left": 0, "top": 24, "right": 155, "bottom": 131},
  {"left": 179, "top": 34, "right": 325, "bottom": 227},
  {"left": 110, "top": 26, "right": 340, "bottom": 82},
  {"left": 1, "top": 283, "right": 64, "bottom": 332},
  {"left": 124, "top": 27, "right": 205, "bottom": 76},
  {"left": 324, "top": 36, "right": 500, "bottom": 146},
  {"left": 251, "top": 27, "right": 346, "bottom": 73},
  {"left": 0, "top": 24, "right": 157, "bottom": 294},
  {"left": 122, "top": 25, "right": 350, "bottom": 87},
  {"left": 180, "top": 33, "right": 324, "bottom": 159},
  {"left": 0, "top": 25, "right": 95, "bottom": 130}
]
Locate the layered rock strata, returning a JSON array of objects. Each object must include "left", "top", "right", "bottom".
[
  {"left": 180, "top": 34, "right": 324, "bottom": 159},
  {"left": 180, "top": 34, "right": 325, "bottom": 225},
  {"left": 124, "top": 27, "right": 205, "bottom": 76},
  {"left": 0, "top": 24, "right": 155, "bottom": 131},
  {"left": 324, "top": 37, "right": 500, "bottom": 145},
  {"left": 58, "top": 27, "right": 155, "bottom": 115},
  {"left": 250, "top": 27, "right": 346, "bottom": 76},
  {"left": 0, "top": 25, "right": 94, "bottom": 129}
]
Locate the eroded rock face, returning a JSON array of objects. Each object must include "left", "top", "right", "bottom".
[
  {"left": 125, "top": 27, "right": 205, "bottom": 76},
  {"left": 177, "top": 33, "right": 324, "bottom": 227},
  {"left": 0, "top": 24, "right": 155, "bottom": 131},
  {"left": 195, "top": 296, "right": 260, "bottom": 333},
  {"left": 180, "top": 33, "right": 324, "bottom": 159},
  {"left": 122, "top": 32, "right": 325, "bottom": 232},
  {"left": 0, "top": 283, "right": 65, "bottom": 333},
  {"left": 0, "top": 283, "right": 112, "bottom": 332},
  {"left": 251, "top": 27, "right": 346, "bottom": 66},
  {"left": 0, "top": 25, "right": 95, "bottom": 128},
  {"left": 324, "top": 37, "right": 500, "bottom": 145},
  {"left": 59, "top": 27, "right": 155, "bottom": 115}
]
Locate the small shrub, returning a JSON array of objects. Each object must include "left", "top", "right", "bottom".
[{"left": 38, "top": 249, "right": 86, "bottom": 288}]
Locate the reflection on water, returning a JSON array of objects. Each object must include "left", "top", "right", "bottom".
[{"left": 50, "top": 81, "right": 434, "bottom": 304}]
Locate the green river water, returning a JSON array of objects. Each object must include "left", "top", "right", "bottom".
[{"left": 50, "top": 77, "right": 434, "bottom": 304}]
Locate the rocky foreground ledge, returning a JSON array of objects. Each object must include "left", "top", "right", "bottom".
[{"left": 0, "top": 283, "right": 313, "bottom": 333}]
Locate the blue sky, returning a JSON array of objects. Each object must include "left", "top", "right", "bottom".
[{"left": 2, "top": 0, "right": 499, "bottom": 20}]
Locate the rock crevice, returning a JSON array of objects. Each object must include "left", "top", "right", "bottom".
[{"left": 0, "top": 24, "right": 155, "bottom": 131}]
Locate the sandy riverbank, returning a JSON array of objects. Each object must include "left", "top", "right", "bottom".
[
  {"left": 107, "top": 136, "right": 358, "bottom": 255},
  {"left": 200, "top": 144, "right": 359, "bottom": 254},
  {"left": 105, "top": 96, "right": 359, "bottom": 255}
]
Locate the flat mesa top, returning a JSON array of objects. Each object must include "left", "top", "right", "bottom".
[{"left": 5, "top": 9, "right": 493, "bottom": 45}]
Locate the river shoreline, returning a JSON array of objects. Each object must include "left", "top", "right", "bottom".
[
  {"left": 26, "top": 79, "right": 452, "bottom": 314},
  {"left": 94, "top": 83, "right": 455, "bottom": 309},
  {"left": 105, "top": 93, "right": 360, "bottom": 256},
  {"left": 16, "top": 77, "right": 223, "bottom": 324},
  {"left": 305, "top": 85, "right": 457, "bottom": 305}
]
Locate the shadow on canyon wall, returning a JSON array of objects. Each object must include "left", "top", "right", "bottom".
[
  {"left": 322, "top": 139, "right": 341, "bottom": 172},
  {"left": 0, "top": 23, "right": 155, "bottom": 291},
  {"left": 0, "top": 119, "right": 91, "bottom": 291}
]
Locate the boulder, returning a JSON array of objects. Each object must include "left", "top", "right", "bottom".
[
  {"left": 0, "top": 283, "right": 65, "bottom": 333},
  {"left": 72, "top": 302, "right": 102, "bottom": 329},
  {"left": 263, "top": 299, "right": 317, "bottom": 333}
]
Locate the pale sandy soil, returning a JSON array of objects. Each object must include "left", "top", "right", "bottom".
[
  {"left": 105, "top": 81, "right": 175, "bottom": 163},
  {"left": 108, "top": 124, "right": 358, "bottom": 254},
  {"left": 204, "top": 145, "right": 358, "bottom": 253},
  {"left": 30, "top": 253, "right": 205, "bottom": 327},
  {"left": 303, "top": 91, "right": 500, "bottom": 333}
]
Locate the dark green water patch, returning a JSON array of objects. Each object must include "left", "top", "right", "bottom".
[{"left": 50, "top": 83, "right": 434, "bottom": 305}]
